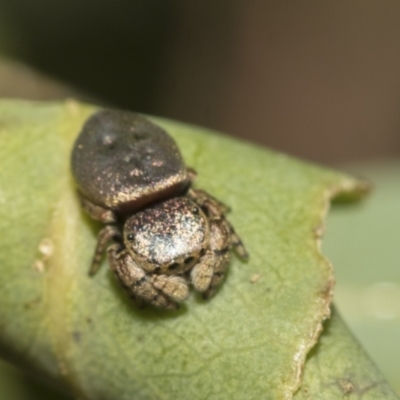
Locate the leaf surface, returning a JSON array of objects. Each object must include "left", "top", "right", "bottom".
[
  {"left": 0, "top": 100, "right": 387, "bottom": 399},
  {"left": 296, "top": 308, "right": 399, "bottom": 399}
]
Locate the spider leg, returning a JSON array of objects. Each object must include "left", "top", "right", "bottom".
[
  {"left": 151, "top": 275, "right": 189, "bottom": 302},
  {"left": 187, "top": 167, "right": 198, "bottom": 182},
  {"left": 191, "top": 218, "right": 231, "bottom": 298},
  {"left": 79, "top": 194, "right": 117, "bottom": 223},
  {"left": 89, "top": 225, "right": 121, "bottom": 276},
  {"left": 188, "top": 188, "right": 230, "bottom": 214},
  {"left": 189, "top": 188, "right": 248, "bottom": 259},
  {"left": 190, "top": 249, "right": 216, "bottom": 293},
  {"left": 225, "top": 221, "right": 249, "bottom": 260},
  {"left": 189, "top": 188, "right": 249, "bottom": 298},
  {"left": 107, "top": 246, "right": 181, "bottom": 310},
  {"left": 203, "top": 253, "right": 230, "bottom": 299}
]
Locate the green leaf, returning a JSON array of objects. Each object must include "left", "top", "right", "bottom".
[
  {"left": 296, "top": 307, "right": 399, "bottom": 399},
  {"left": 0, "top": 100, "right": 394, "bottom": 399},
  {"left": 0, "top": 359, "right": 63, "bottom": 400}
]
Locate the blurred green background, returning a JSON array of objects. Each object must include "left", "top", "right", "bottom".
[
  {"left": 325, "top": 162, "right": 400, "bottom": 394},
  {"left": 0, "top": 1, "right": 398, "bottom": 397}
]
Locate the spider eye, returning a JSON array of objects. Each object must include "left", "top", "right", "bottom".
[
  {"left": 184, "top": 256, "right": 195, "bottom": 265},
  {"left": 168, "top": 263, "right": 180, "bottom": 270},
  {"left": 127, "top": 233, "right": 135, "bottom": 241},
  {"left": 192, "top": 206, "right": 199, "bottom": 214}
]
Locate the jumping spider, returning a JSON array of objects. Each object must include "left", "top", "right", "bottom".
[{"left": 71, "top": 109, "right": 248, "bottom": 309}]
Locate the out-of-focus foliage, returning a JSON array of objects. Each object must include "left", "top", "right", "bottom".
[{"left": 325, "top": 162, "right": 400, "bottom": 395}]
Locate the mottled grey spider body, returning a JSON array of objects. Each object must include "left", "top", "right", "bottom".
[{"left": 71, "top": 109, "right": 248, "bottom": 309}]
